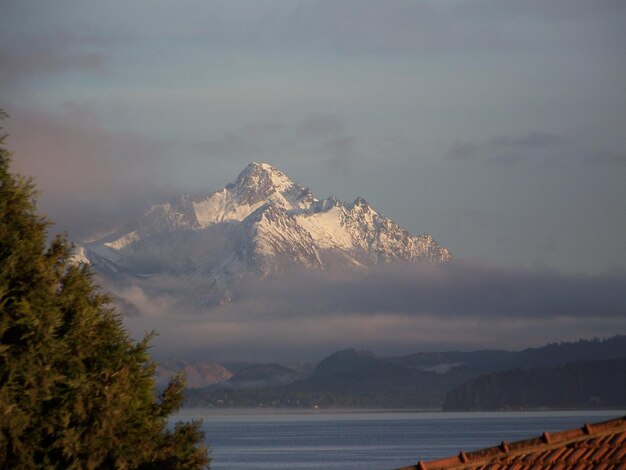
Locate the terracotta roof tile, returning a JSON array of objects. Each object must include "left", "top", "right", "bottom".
[
  {"left": 613, "top": 446, "right": 626, "bottom": 459},
  {"left": 591, "top": 447, "right": 611, "bottom": 461},
  {"left": 604, "top": 448, "right": 620, "bottom": 462},
  {"left": 589, "top": 447, "right": 607, "bottom": 460},
  {"left": 569, "top": 447, "right": 588, "bottom": 461},
  {"left": 397, "top": 415, "right": 626, "bottom": 470}
]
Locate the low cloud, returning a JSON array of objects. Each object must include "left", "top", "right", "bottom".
[
  {"left": 320, "top": 136, "right": 363, "bottom": 172},
  {"left": 297, "top": 114, "right": 345, "bottom": 136},
  {"left": 229, "top": 262, "right": 626, "bottom": 320},
  {"left": 491, "top": 132, "right": 563, "bottom": 149},
  {"left": 0, "top": 32, "right": 122, "bottom": 88},
  {"left": 116, "top": 262, "right": 626, "bottom": 361},
  {"left": 448, "top": 131, "right": 625, "bottom": 168},
  {"left": 448, "top": 131, "right": 565, "bottom": 164},
  {"left": 6, "top": 105, "right": 181, "bottom": 238}
]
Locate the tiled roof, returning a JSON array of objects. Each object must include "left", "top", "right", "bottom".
[{"left": 397, "top": 415, "right": 626, "bottom": 470}]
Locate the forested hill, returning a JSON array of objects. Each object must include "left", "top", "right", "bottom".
[
  {"left": 182, "top": 336, "right": 626, "bottom": 409},
  {"left": 443, "top": 358, "right": 626, "bottom": 411},
  {"left": 395, "top": 335, "right": 626, "bottom": 372}
]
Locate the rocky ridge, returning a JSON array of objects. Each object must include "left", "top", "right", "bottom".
[{"left": 76, "top": 163, "right": 451, "bottom": 301}]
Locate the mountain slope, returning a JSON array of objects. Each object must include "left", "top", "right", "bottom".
[{"left": 76, "top": 162, "right": 451, "bottom": 303}]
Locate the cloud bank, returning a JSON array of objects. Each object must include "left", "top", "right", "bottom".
[{"left": 117, "top": 262, "right": 626, "bottom": 361}]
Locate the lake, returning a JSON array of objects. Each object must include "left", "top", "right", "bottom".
[{"left": 171, "top": 409, "right": 621, "bottom": 470}]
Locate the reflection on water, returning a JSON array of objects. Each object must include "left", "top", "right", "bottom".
[{"left": 171, "top": 409, "right": 621, "bottom": 470}]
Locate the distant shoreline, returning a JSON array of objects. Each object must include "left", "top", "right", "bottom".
[{"left": 172, "top": 407, "right": 625, "bottom": 418}]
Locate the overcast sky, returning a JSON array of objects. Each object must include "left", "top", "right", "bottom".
[
  {"left": 2, "top": 0, "right": 625, "bottom": 274},
  {"left": 1, "top": 1, "right": 625, "bottom": 359}
]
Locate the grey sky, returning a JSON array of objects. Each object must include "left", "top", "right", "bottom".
[
  {"left": 2, "top": 1, "right": 625, "bottom": 274},
  {"left": 2, "top": 1, "right": 625, "bottom": 360}
]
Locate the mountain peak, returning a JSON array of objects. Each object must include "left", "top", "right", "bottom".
[
  {"left": 235, "top": 162, "right": 290, "bottom": 188},
  {"left": 225, "top": 162, "right": 316, "bottom": 212},
  {"left": 353, "top": 196, "right": 369, "bottom": 207},
  {"left": 241, "top": 161, "right": 277, "bottom": 175},
  {"left": 80, "top": 162, "right": 452, "bottom": 296},
  {"left": 249, "top": 161, "right": 272, "bottom": 169}
]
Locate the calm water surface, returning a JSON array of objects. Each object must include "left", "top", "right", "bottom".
[{"left": 171, "top": 409, "right": 621, "bottom": 470}]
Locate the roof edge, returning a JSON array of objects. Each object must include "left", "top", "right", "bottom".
[{"left": 397, "top": 415, "right": 626, "bottom": 470}]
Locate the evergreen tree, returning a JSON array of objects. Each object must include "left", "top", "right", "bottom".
[{"left": 0, "top": 110, "right": 210, "bottom": 469}]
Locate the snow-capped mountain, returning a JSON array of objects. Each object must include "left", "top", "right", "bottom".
[{"left": 77, "top": 163, "right": 450, "bottom": 290}]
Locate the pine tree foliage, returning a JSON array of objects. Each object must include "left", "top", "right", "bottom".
[{"left": 0, "top": 110, "right": 210, "bottom": 469}]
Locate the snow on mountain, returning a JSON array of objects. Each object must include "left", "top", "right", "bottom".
[
  {"left": 76, "top": 162, "right": 451, "bottom": 289},
  {"left": 187, "top": 162, "right": 316, "bottom": 227},
  {"left": 243, "top": 203, "right": 323, "bottom": 270}
]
